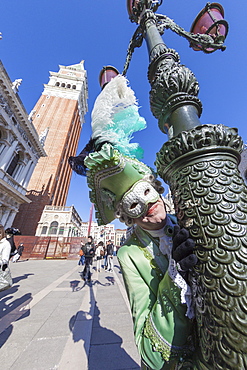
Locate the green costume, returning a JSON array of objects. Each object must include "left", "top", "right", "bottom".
[
  {"left": 68, "top": 75, "right": 195, "bottom": 369},
  {"left": 117, "top": 216, "right": 194, "bottom": 370}
]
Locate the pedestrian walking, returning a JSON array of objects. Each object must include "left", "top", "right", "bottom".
[
  {"left": 103, "top": 244, "right": 108, "bottom": 270},
  {"left": 82, "top": 236, "right": 95, "bottom": 282},
  {"left": 0, "top": 227, "right": 20, "bottom": 291},
  {"left": 95, "top": 241, "right": 104, "bottom": 272},
  {"left": 78, "top": 242, "right": 85, "bottom": 266},
  {"left": 12, "top": 243, "right": 24, "bottom": 262},
  {"left": 106, "top": 240, "right": 114, "bottom": 272}
]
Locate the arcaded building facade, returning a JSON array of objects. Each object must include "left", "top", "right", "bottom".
[{"left": 0, "top": 61, "right": 46, "bottom": 228}]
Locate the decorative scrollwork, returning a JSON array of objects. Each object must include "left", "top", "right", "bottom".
[
  {"left": 155, "top": 13, "right": 226, "bottom": 53},
  {"left": 122, "top": 25, "right": 144, "bottom": 76},
  {"left": 149, "top": 52, "right": 201, "bottom": 123},
  {"left": 156, "top": 124, "right": 243, "bottom": 172},
  {"left": 128, "top": 0, "right": 162, "bottom": 24},
  {"left": 123, "top": 7, "right": 227, "bottom": 75}
]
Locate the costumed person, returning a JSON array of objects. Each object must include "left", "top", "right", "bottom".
[
  {"left": 82, "top": 236, "right": 95, "bottom": 283},
  {"left": 69, "top": 74, "right": 197, "bottom": 369}
]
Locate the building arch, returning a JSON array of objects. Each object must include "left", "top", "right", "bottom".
[
  {"left": 49, "top": 221, "right": 58, "bottom": 235},
  {"left": 6, "top": 152, "right": 19, "bottom": 176},
  {"left": 6, "top": 149, "right": 25, "bottom": 179}
]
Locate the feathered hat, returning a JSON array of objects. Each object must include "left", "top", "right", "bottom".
[{"left": 69, "top": 73, "right": 157, "bottom": 225}]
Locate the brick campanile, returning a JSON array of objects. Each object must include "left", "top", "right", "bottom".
[{"left": 14, "top": 61, "right": 88, "bottom": 235}]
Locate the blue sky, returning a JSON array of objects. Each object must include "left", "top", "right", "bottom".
[{"left": 1, "top": 1, "right": 246, "bottom": 228}]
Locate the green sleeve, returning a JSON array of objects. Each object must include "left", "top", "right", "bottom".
[{"left": 117, "top": 244, "right": 193, "bottom": 370}]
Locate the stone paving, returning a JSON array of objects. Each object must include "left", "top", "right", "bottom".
[{"left": 0, "top": 258, "right": 141, "bottom": 370}]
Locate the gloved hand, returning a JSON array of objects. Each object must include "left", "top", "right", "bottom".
[
  {"left": 172, "top": 225, "right": 197, "bottom": 278},
  {"left": 0, "top": 260, "right": 8, "bottom": 271},
  {"left": 2, "top": 263, "right": 8, "bottom": 271}
]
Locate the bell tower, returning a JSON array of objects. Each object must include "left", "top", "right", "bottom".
[{"left": 14, "top": 61, "right": 88, "bottom": 235}]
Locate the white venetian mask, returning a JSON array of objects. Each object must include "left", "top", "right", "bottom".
[{"left": 120, "top": 180, "right": 160, "bottom": 218}]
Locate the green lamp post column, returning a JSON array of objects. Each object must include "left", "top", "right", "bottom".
[
  {"left": 141, "top": 8, "right": 202, "bottom": 138},
  {"left": 125, "top": 1, "right": 247, "bottom": 369}
]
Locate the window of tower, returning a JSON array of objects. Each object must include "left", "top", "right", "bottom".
[
  {"left": 49, "top": 221, "right": 58, "bottom": 235},
  {"left": 72, "top": 85, "right": 76, "bottom": 89},
  {"left": 67, "top": 84, "right": 71, "bottom": 89},
  {"left": 61, "top": 83, "right": 65, "bottom": 88},
  {"left": 55, "top": 82, "right": 60, "bottom": 86}
]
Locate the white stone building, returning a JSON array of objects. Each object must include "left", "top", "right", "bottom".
[
  {"left": 35, "top": 204, "right": 127, "bottom": 243},
  {"left": 0, "top": 61, "right": 46, "bottom": 228},
  {"left": 35, "top": 205, "right": 83, "bottom": 237},
  {"left": 81, "top": 222, "right": 115, "bottom": 244},
  {"left": 115, "top": 228, "right": 127, "bottom": 246},
  {"left": 94, "top": 223, "right": 116, "bottom": 244}
]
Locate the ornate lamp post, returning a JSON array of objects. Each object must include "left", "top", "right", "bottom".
[{"left": 124, "top": 1, "right": 247, "bottom": 369}]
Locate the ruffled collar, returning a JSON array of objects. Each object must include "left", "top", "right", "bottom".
[{"left": 142, "top": 217, "right": 174, "bottom": 257}]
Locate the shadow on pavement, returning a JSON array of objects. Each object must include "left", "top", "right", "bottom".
[
  {"left": 68, "top": 280, "right": 140, "bottom": 370},
  {"left": 0, "top": 273, "right": 33, "bottom": 347},
  {"left": 113, "top": 264, "right": 122, "bottom": 274},
  {"left": 70, "top": 280, "right": 81, "bottom": 291},
  {"left": 105, "top": 276, "right": 115, "bottom": 285},
  {"left": 12, "top": 273, "right": 34, "bottom": 284}
]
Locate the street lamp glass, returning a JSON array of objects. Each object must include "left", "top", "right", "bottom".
[
  {"left": 127, "top": 0, "right": 141, "bottom": 16},
  {"left": 99, "top": 66, "right": 119, "bottom": 89},
  {"left": 190, "top": 2, "right": 228, "bottom": 52}
]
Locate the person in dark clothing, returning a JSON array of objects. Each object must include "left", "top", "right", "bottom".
[
  {"left": 4, "top": 227, "right": 21, "bottom": 262},
  {"left": 12, "top": 243, "right": 24, "bottom": 262},
  {"left": 82, "top": 236, "right": 95, "bottom": 282},
  {"left": 106, "top": 240, "right": 114, "bottom": 272},
  {"left": 78, "top": 242, "right": 85, "bottom": 266}
]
